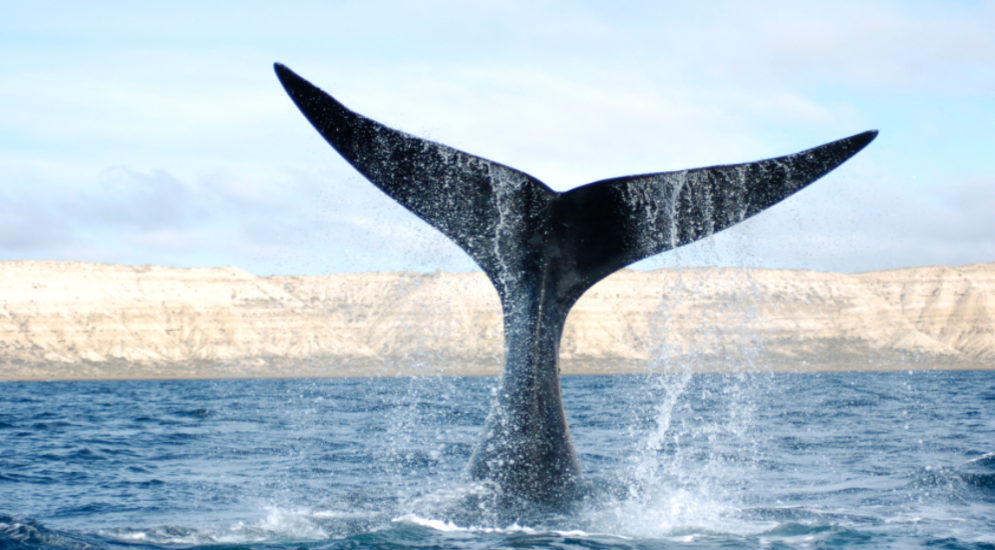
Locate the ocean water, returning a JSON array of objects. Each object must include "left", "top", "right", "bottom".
[{"left": 1, "top": 369, "right": 993, "bottom": 549}]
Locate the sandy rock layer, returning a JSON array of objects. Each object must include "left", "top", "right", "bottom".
[{"left": 1, "top": 261, "right": 992, "bottom": 380}]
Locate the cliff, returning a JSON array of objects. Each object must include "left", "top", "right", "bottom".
[{"left": 1, "top": 261, "right": 992, "bottom": 380}]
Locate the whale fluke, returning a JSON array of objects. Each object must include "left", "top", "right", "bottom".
[{"left": 274, "top": 62, "right": 876, "bottom": 512}]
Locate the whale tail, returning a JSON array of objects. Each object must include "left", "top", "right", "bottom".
[
  {"left": 275, "top": 62, "right": 876, "bottom": 511},
  {"left": 275, "top": 63, "right": 875, "bottom": 308}
]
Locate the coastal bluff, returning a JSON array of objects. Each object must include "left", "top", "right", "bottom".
[{"left": 1, "top": 261, "right": 992, "bottom": 380}]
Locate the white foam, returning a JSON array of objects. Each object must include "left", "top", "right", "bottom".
[
  {"left": 395, "top": 513, "right": 618, "bottom": 539},
  {"left": 966, "top": 452, "right": 995, "bottom": 464},
  {"left": 395, "top": 513, "right": 536, "bottom": 534},
  {"left": 310, "top": 509, "right": 371, "bottom": 519},
  {"left": 103, "top": 506, "right": 331, "bottom": 546}
]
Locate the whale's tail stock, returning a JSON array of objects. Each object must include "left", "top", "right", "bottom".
[{"left": 275, "top": 62, "right": 876, "bottom": 514}]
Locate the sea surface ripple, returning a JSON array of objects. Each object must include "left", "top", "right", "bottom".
[{"left": 1, "top": 370, "right": 993, "bottom": 549}]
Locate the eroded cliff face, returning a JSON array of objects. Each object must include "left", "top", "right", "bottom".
[{"left": 1, "top": 261, "right": 992, "bottom": 379}]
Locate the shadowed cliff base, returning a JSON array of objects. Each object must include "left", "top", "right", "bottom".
[
  {"left": 0, "top": 354, "right": 989, "bottom": 382},
  {"left": 2, "top": 261, "right": 993, "bottom": 381}
]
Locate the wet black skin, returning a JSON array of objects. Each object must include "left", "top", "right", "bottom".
[{"left": 274, "top": 63, "right": 876, "bottom": 512}]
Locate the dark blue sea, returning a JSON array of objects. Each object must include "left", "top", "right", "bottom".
[{"left": 1, "top": 370, "right": 993, "bottom": 549}]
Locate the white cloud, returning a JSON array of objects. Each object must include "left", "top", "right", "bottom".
[{"left": 1, "top": 1, "right": 992, "bottom": 275}]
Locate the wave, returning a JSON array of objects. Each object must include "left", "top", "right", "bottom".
[
  {"left": 0, "top": 514, "right": 114, "bottom": 550},
  {"left": 909, "top": 460, "right": 995, "bottom": 503}
]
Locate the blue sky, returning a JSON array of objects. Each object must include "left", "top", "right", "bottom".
[{"left": 1, "top": 1, "right": 993, "bottom": 275}]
